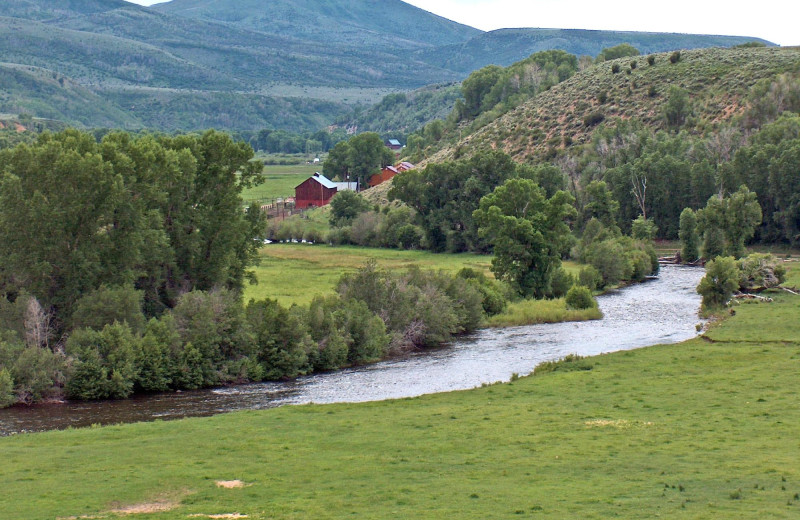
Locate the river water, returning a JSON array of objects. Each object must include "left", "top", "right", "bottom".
[{"left": 0, "top": 265, "right": 704, "bottom": 436}]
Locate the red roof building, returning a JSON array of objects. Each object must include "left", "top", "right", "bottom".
[{"left": 369, "top": 165, "right": 400, "bottom": 188}]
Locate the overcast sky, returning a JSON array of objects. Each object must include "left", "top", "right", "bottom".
[{"left": 128, "top": 0, "right": 797, "bottom": 46}]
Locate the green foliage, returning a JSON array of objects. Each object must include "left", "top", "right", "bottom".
[
  {"left": 548, "top": 267, "right": 575, "bottom": 299},
  {"left": 65, "top": 322, "right": 141, "bottom": 400},
  {"left": 679, "top": 208, "right": 700, "bottom": 262},
  {"left": 697, "top": 187, "right": 762, "bottom": 259},
  {"left": 631, "top": 216, "right": 658, "bottom": 240},
  {"left": 329, "top": 191, "right": 372, "bottom": 227},
  {"left": 390, "top": 150, "right": 521, "bottom": 252},
  {"left": 647, "top": 55, "right": 656, "bottom": 66},
  {"left": 663, "top": 86, "right": 691, "bottom": 128},
  {"left": 737, "top": 253, "right": 786, "bottom": 290},
  {"left": 534, "top": 353, "right": 593, "bottom": 375},
  {"left": 670, "top": 51, "right": 681, "bottom": 63},
  {"left": 0, "top": 367, "right": 14, "bottom": 408},
  {"left": 697, "top": 256, "right": 740, "bottom": 310},
  {"left": 596, "top": 44, "right": 641, "bottom": 63},
  {"left": 565, "top": 285, "right": 597, "bottom": 310},
  {"left": 323, "top": 132, "right": 394, "bottom": 187},
  {"left": 70, "top": 285, "right": 146, "bottom": 334},
  {"left": 245, "top": 299, "right": 310, "bottom": 380},
  {"left": 583, "top": 181, "right": 620, "bottom": 231},
  {"left": 611, "top": 64, "right": 621, "bottom": 74},
  {"left": 473, "top": 178, "right": 576, "bottom": 298},
  {"left": 578, "top": 265, "right": 602, "bottom": 291}
]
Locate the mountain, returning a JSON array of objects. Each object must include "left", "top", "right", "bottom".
[
  {"left": 154, "top": 0, "right": 481, "bottom": 49},
  {"left": 425, "top": 47, "right": 800, "bottom": 165},
  {"left": 0, "top": 0, "right": 781, "bottom": 133},
  {"left": 414, "top": 28, "right": 775, "bottom": 74}
]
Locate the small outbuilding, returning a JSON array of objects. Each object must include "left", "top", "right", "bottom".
[{"left": 385, "top": 139, "right": 402, "bottom": 151}]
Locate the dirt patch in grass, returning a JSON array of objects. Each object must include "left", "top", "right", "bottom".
[
  {"left": 109, "top": 500, "right": 177, "bottom": 515},
  {"left": 584, "top": 419, "right": 654, "bottom": 429},
  {"left": 215, "top": 480, "right": 247, "bottom": 489},
  {"left": 189, "top": 515, "right": 248, "bottom": 519}
]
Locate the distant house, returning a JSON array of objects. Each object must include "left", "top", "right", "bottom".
[
  {"left": 385, "top": 139, "right": 402, "bottom": 151},
  {"left": 368, "top": 165, "right": 399, "bottom": 188},
  {"left": 295, "top": 173, "right": 357, "bottom": 209}
]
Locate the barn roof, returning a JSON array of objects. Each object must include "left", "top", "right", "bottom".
[{"left": 305, "top": 172, "right": 337, "bottom": 189}]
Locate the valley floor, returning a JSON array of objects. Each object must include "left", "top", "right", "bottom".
[{"left": 1, "top": 265, "right": 798, "bottom": 519}]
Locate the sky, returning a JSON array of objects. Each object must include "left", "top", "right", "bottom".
[{"left": 127, "top": 0, "right": 797, "bottom": 46}]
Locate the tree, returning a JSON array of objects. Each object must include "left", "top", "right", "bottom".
[
  {"left": 583, "top": 180, "right": 620, "bottom": 232},
  {"left": 461, "top": 65, "right": 503, "bottom": 118},
  {"left": 697, "top": 186, "right": 762, "bottom": 259},
  {"left": 679, "top": 208, "right": 700, "bottom": 262},
  {"left": 329, "top": 191, "right": 371, "bottom": 227},
  {"left": 631, "top": 216, "right": 657, "bottom": 241},
  {"left": 322, "top": 133, "right": 393, "bottom": 188},
  {"left": 697, "top": 256, "right": 740, "bottom": 310},
  {"left": 473, "top": 179, "right": 576, "bottom": 298},
  {"left": 596, "top": 44, "right": 640, "bottom": 63}
]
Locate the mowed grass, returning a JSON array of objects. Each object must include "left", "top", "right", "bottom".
[
  {"left": 241, "top": 163, "right": 319, "bottom": 204},
  {"left": 244, "top": 244, "right": 494, "bottom": 306},
  {"left": 2, "top": 264, "right": 799, "bottom": 519}
]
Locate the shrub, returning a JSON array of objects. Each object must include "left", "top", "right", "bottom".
[
  {"left": 670, "top": 51, "right": 681, "bottom": 64},
  {"left": 534, "top": 354, "right": 593, "bottom": 375},
  {"left": 631, "top": 216, "right": 658, "bottom": 240},
  {"left": 584, "top": 112, "right": 605, "bottom": 127},
  {"left": 738, "top": 253, "right": 786, "bottom": 290},
  {"left": 565, "top": 285, "right": 597, "bottom": 310},
  {"left": 611, "top": 63, "right": 621, "bottom": 74},
  {"left": 548, "top": 267, "right": 575, "bottom": 298},
  {"left": 647, "top": 55, "right": 656, "bottom": 66},
  {"left": 329, "top": 190, "right": 371, "bottom": 227},
  {"left": 65, "top": 322, "right": 141, "bottom": 400},
  {"left": 697, "top": 256, "right": 740, "bottom": 310},
  {"left": 648, "top": 85, "right": 657, "bottom": 97},
  {"left": 578, "top": 266, "right": 602, "bottom": 291},
  {"left": 597, "top": 91, "right": 608, "bottom": 104},
  {"left": 245, "top": 298, "right": 310, "bottom": 379},
  {"left": 630, "top": 60, "right": 637, "bottom": 70}
]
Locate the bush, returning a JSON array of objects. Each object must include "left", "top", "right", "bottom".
[
  {"left": 648, "top": 85, "right": 657, "bottom": 97},
  {"left": 565, "top": 285, "right": 597, "bottom": 310},
  {"left": 630, "top": 60, "right": 637, "bottom": 70},
  {"left": 631, "top": 216, "right": 658, "bottom": 240},
  {"left": 597, "top": 91, "right": 608, "bottom": 104},
  {"left": 611, "top": 63, "right": 621, "bottom": 74},
  {"left": 329, "top": 190, "right": 371, "bottom": 227},
  {"left": 584, "top": 112, "right": 605, "bottom": 127},
  {"left": 697, "top": 256, "right": 740, "bottom": 310},
  {"left": 647, "top": 55, "right": 656, "bottom": 66},
  {"left": 578, "top": 266, "right": 602, "bottom": 291},
  {"left": 534, "top": 354, "right": 593, "bottom": 375},
  {"left": 738, "top": 253, "right": 786, "bottom": 290},
  {"left": 245, "top": 298, "right": 310, "bottom": 379},
  {"left": 65, "top": 322, "right": 141, "bottom": 400},
  {"left": 548, "top": 267, "right": 575, "bottom": 298},
  {"left": 670, "top": 51, "right": 681, "bottom": 64}
]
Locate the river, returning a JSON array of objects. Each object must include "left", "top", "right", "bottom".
[{"left": 0, "top": 265, "right": 704, "bottom": 436}]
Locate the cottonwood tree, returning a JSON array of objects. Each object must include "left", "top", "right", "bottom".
[{"left": 473, "top": 178, "right": 576, "bottom": 298}]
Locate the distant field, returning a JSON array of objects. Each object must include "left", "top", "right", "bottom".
[
  {"left": 244, "top": 244, "right": 494, "bottom": 306},
  {"left": 241, "top": 163, "right": 319, "bottom": 204}
]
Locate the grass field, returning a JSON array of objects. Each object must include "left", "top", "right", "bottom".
[
  {"left": 244, "top": 244, "right": 494, "bottom": 306},
  {"left": 1, "top": 265, "right": 798, "bottom": 519},
  {"left": 241, "top": 164, "right": 319, "bottom": 204}
]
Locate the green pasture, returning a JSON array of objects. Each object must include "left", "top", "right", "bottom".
[
  {"left": 241, "top": 164, "right": 319, "bottom": 204},
  {"left": 244, "top": 244, "right": 494, "bottom": 306},
  {"left": 2, "top": 265, "right": 799, "bottom": 519}
]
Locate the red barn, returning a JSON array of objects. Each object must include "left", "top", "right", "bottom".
[
  {"left": 295, "top": 173, "right": 338, "bottom": 209},
  {"left": 368, "top": 165, "right": 399, "bottom": 188}
]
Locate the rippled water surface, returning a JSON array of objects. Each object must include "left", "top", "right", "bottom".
[{"left": 0, "top": 265, "right": 704, "bottom": 435}]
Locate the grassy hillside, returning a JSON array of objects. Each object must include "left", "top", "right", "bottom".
[
  {"left": 429, "top": 47, "right": 800, "bottom": 164},
  {"left": 415, "top": 28, "right": 774, "bottom": 74},
  {"left": 1, "top": 264, "right": 797, "bottom": 519}
]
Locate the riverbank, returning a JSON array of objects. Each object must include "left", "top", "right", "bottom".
[{"left": 1, "top": 265, "right": 797, "bottom": 519}]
